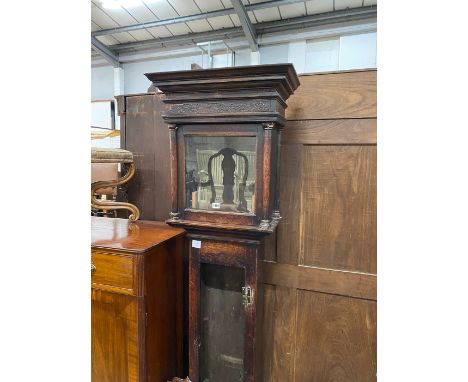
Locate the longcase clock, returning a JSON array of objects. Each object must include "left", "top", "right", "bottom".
[{"left": 145, "top": 64, "right": 299, "bottom": 382}]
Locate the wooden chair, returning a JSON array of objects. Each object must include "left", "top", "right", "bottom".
[
  {"left": 91, "top": 162, "right": 118, "bottom": 218},
  {"left": 91, "top": 147, "right": 140, "bottom": 221}
]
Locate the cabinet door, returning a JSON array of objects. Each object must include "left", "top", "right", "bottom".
[
  {"left": 91, "top": 289, "right": 141, "bottom": 382},
  {"left": 189, "top": 241, "right": 258, "bottom": 382},
  {"left": 199, "top": 263, "right": 246, "bottom": 382}
]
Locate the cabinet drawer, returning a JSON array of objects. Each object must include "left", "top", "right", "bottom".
[{"left": 91, "top": 252, "right": 135, "bottom": 294}]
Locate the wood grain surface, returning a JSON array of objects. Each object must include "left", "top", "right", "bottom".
[
  {"left": 91, "top": 216, "right": 184, "bottom": 254},
  {"left": 91, "top": 252, "right": 134, "bottom": 294},
  {"left": 122, "top": 94, "right": 172, "bottom": 221},
  {"left": 113, "top": 70, "right": 377, "bottom": 381},
  {"left": 91, "top": 219, "right": 184, "bottom": 381},
  {"left": 284, "top": 118, "right": 376, "bottom": 145},
  {"left": 261, "top": 285, "right": 296, "bottom": 381},
  {"left": 286, "top": 70, "right": 376, "bottom": 120},
  {"left": 261, "top": 261, "right": 376, "bottom": 301},
  {"left": 276, "top": 144, "right": 303, "bottom": 265},
  {"left": 91, "top": 289, "right": 140, "bottom": 382},
  {"left": 263, "top": 70, "right": 377, "bottom": 381},
  {"left": 294, "top": 291, "right": 377, "bottom": 382},
  {"left": 301, "top": 145, "right": 377, "bottom": 273}
]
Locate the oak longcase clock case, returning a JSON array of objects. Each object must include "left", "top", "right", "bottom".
[{"left": 146, "top": 64, "right": 299, "bottom": 382}]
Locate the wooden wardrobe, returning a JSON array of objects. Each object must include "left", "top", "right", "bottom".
[{"left": 116, "top": 69, "right": 377, "bottom": 382}]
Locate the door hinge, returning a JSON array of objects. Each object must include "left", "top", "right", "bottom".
[{"left": 242, "top": 286, "right": 253, "bottom": 306}]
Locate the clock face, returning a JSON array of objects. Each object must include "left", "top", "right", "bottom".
[{"left": 185, "top": 136, "right": 257, "bottom": 214}]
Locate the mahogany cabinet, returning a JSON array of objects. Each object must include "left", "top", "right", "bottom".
[
  {"left": 145, "top": 64, "right": 300, "bottom": 382},
  {"left": 91, "top": 217, "right": 185, "bottom": 381}
]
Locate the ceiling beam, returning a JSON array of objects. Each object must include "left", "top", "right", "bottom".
[
  {"left": 91, "top": 0, "right": 305, "bottom": 37},
  {"left": 112, "top": 27, "right": 244, "bottom": 52},
  {"left": 91, "top": 36, "right": 120, "bottom": 67},
  {"left": 258, "top": 5, "right": 377, "bottom": 32},
  {"left": 230, "top": 0, "right": 258, "bottom": 51},
  {"left": 108, "top": 6, "right": 376, "bottom": 54}
]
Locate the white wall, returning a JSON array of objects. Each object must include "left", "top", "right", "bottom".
[
  {"left": 91, "top": 66, "right": 114, "bottom": 101},
  {"left": 339, "top": 32, "right": 377, "bottom": 70},
  {"left": 91, "top": 26, "right": 377, "bottom": 100},
  {"left": 122, "top": 54, "right": 203, "bottom": 94}
]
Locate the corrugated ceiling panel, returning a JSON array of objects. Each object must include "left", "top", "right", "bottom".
[
  {"left": 91, "top": 4, "right": 120, "bottom": 28},
  {"left": 252, "top": 7, "right": 281, "bottom": 22},
  {"left": 146, "top": 26, "right": 173, "bottom": 38},
  {"left": 230, "top": 13, "right": 241, "bottom": 26},
  {"left": 306, "top": 0, "right": 334, "bottom": 14},
  {"left": 127, "top": 29, "right": 154, "bottom": 41},
  {"left": 220, "top": 0, "right": 232, "bottom": 8},
  {"left": 244, "top": 0, "right": 271, "bottom": 4},
  {"left": 247, "top": 11, "right": 257, "bottom": 23},
  {"left": 109, "top": 31, "right": 137, "bottom": 43},
  {"left": 98, "top": 5, "right": 139, "bottom": 26},
  {"left": 335, "top": 0, "right": 363, "bottom": 10},
  {"left": 145, "top": 0, "right": 178, "bottom": 19},
  {"left": 364, "top": 0, "right": 377, "bottom": 5},
  {"left": 96, "top": 35, "right": 121, "bottom": 46},
  {"left": 186, "top": 19, "right": 213, "bottom": 32},
  {"left": 193, "top": 0, "right": 225, "bottom": 12},
  {"left": 168, "top": 0, "right": 199, "bottom": 16},
  {"left": 124, "top": 2, "right": 158, "bottom": 22},
  {"left": 166, "top": 22, "right": 192, "bottom": 35},
  {"left": 279, "top": 3, "right": 307, "bottom": 19},
  {"left": 207, "top": 15, "right": 235, "bottom": 29},
  {"left": 91, "top": 21, "right": 102, "bottom": 32}
]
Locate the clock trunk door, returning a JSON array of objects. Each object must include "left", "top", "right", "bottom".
[{"left": 199, "top": 263, "right": 246, "bottom": 382}]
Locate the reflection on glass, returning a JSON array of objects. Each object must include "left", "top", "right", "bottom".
[
  {"left": 185, "top": 136, "right": 257, "bottom": 213},
  {"left": 200, "top": 263, "right": 245, "bottom": 382}
]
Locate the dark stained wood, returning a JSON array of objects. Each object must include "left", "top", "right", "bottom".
[
  {"left": 259, "top": 285, "right": 275, "bottom": 382},
  {"left": 117, "top": 69, "right": 377, "bottom": 381},
  {"left": 295, "top": 291, "right": 377, "bottom": 382},
  {"left": 119, "top": 93, "right": 172, "bottom": 221},
  {"left": 261, "top": 127, "right": 272, "bottom": 221},
  {"left": 286, "top": 70, "right": 377, "bottom": 120},
  {"left": 150, "top": 94, "right": 172, "bottom": 221},
  {"left": 125, "top": 95, "right": 156, "bottom": 220},
  {"left": 264, "top": 70, "right": 377, "bottom": 381},
  {"left": 262, "top": 230, "right": 277, "bottom": 262},
  {"left": 284, "top": 118, "right": 377, "bottom": 145},
  {"left": 145, "top": 65, "right": 301, "bottom": 382},
  {"left": 260, "top": 285, "right": 297, "bottom": 381},
  {"left": 91, "top": 216, "right": 185, "bottom": 381},
  {"left": 301, "top": 145, "right": 377, "bottom": 273},
  {"left": 261, "top": 261, "right": 376, "bottom": 300},
  {"left": 144, "top": 239, "right": 182, "bottom": 381},
  {"left": 276, "top": 144, "right": 302, "bottom": 265},
  {"left": 169, "top": 125, "right": 179, "bottom": 219}
]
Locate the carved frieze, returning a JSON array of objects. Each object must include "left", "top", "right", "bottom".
[{"left": 170, "top": 99, "right": 271, "bottom": 114}]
